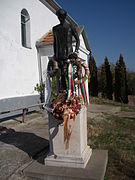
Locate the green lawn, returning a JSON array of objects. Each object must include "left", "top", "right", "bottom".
[{"left": 87, "top": 114, "right": 135, "bottom": 180}]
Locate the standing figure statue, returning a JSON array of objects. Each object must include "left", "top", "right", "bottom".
[{"left": 53, "top": 8, "right": 80, "bottom": 91}]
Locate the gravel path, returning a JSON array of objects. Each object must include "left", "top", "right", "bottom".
[{"left": 87, "top": 104, "right": 121, "bottom": 113}]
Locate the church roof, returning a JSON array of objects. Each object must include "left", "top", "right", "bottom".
[{"left": 36, "top": 31, "right": 54, "bottom": 47}]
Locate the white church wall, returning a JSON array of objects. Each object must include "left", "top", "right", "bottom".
[{"left": 0, "top": 0, "right": 59, "bottom": 100}]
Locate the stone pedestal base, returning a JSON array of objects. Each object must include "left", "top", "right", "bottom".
[
  {"left": 45, "top": 146, "right": 91, "bottom": 168},
  {"left": 45, "top": 106, "right": 92, "bottom": 168}
]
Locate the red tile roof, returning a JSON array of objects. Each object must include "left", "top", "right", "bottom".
[
  {"left": 36, "top": 30, "right": 53, "bottom": 47},
  {"left": 41, "top": 31, "right": 54, "bottom": 44}
]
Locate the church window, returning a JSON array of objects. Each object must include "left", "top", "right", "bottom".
[{"left": 21, "top": 9, "right": 31, "bottom": 48}]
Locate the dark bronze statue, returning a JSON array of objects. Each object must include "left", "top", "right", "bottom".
[{"left": 53, "top": 8, "right": 80, "bottom": 90}]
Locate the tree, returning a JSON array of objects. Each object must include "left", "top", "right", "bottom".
[
  {"left": 110, "top": 63, "right": 115, "bottom": 92},
  {"left": 127, "top": 71, "right": 135, "bottom": 95},
  {"left": 101, "top": 63, "right": 106, "bottom": 98},
  {"left": 97, "top": 65, "right": 102, "bottom": 92},
  {"left": 101, "top": 57, "right": 113, "bottom": 99},
  {"left": 115, "top": 54, "right": 128, "bottom": 103},
  {"left": 115, "top": 61, "right": 120, "bottom": 101},
  {"left": 105, "top": 57, "right": 113, "bottom": 99},
  {"left": 89, "top": 54, "right": 98, "bottom": 96}
]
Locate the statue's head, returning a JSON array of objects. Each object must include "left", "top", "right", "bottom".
[{"left": 56, "top": 8, "right": 67, "bottom": 24}]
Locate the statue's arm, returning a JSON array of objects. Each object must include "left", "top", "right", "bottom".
[{"left": 72, "top": 25, "right": 80, "bottom": 53}]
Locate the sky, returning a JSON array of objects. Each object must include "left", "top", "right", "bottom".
[{"left": 56, "top": 0, "right": 135, "bottom": 71}]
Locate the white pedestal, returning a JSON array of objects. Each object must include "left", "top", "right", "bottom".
[{"left": 45, "top": 106, "right": 92, "bottom": 168}]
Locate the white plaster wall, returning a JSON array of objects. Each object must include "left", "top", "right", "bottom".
[
  {"left": 0, "top": 0, "right": 59, "bottom": 99},
  {"left": 41, "top": 56, "right": 49, "bottom": 83},
  {"left": 73, "top": 34, "right": 89, "bottom": 62},
  {"left": 79, "top": 34, "right": 86, "bottom": 50}
]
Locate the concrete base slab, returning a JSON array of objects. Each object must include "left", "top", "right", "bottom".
[{"left": 23, "top": 149, "right": 108, "bottom": 180}]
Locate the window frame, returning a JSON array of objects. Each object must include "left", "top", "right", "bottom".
[{"left": 21, "top": 9, "right": 31, "bottom": 49}]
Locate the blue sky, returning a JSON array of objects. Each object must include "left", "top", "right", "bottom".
[{"left": 56, "top": 0, "right": 135, "bottom": 71}]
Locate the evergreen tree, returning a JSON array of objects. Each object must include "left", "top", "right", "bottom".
[
  {"left": 115, "top": 54, "right": 128, "bottom": 103},
  {"left": 97, "top": 65, "right": 102, "bottom": 92},
  {"left": 115, "top": 61, "right": 120, "bottom": 101},
  {"left": 110, "top": 63, "right": 115, "bottom": 93},
  {"left": 89, "top": 54, "right": 98, "bottom": 96},
  {"left": 101, "top": 57, "right": 113, "bottom": 99},
  {"left": 101, "top": 63, "right": 106, "bottom": 98},
  {"left": 127, "top": 71, "right": 135, "bottom": 95},
  {"left": 105, "top": 57, "right": 113, "bottom": 99}
]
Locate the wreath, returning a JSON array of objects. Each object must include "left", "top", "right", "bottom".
[
  {"left": 74, "top": 61, "right": 89, "bottom": 85},
  {"left": 67, "top": 58, "right": 90, "bottom": 105}
]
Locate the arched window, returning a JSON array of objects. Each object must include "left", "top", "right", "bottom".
[{"left": 21, "top": 9, "right": 31, "bottom": 48}]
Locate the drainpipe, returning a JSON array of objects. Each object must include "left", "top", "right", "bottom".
[{"left": 36, "top": 46, "right": 44, "bottom": 103}]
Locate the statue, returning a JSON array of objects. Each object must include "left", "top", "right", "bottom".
[
  {"left": 44, "top": 8, "right": 92, "bottom": 171},
  {"left": 53, "top": 8, "right": 80, "bottom": 90},
  {"left": 43, "top": 8, "right": 90, "bottom": 155}
]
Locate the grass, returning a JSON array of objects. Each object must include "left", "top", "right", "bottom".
[{"left": 87, "top": 114, "right": 135, "bottom": 180}]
